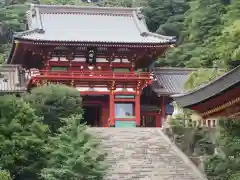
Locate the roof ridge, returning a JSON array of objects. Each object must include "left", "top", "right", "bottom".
[
  {"left": 154, "top": 67, "right": 226, "bottom": 71},
  {"left": 131, "top": 8, "right": 175, "bottom": 42},
  {"left": 36, "top": 5, "right": 44, "bottom": 31},
  {"left": 31, "top": 4, "right": 140, "bottom": 13},
  {"left": 142, "top": 31, "right": 175, "bottom": 40},
  {"left": 14, "top": 29, "right": 43, "bottom": 38},
  {"left": 132, "top": 9, "right": 148, "bottom": 35},
  {"left": 172, "top": 65, "right": 240, "bottom": 98},
  {"left": 28, "top": 4, "right": 44, "bottom": 30},
  {"left": 155, "top": 67, "right": 199, "bottom": 71}
]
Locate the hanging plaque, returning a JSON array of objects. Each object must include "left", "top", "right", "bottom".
[{"left": 86, "top": 47, "right": 96, "bottom": 65}]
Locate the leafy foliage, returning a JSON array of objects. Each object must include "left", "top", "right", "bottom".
[
  {"left": 210, "top": 0, "right": 240, "bottom": 67},
  {"left": 143, "top": 0, "right": 189, "bottom": 37},
  {"left": 168, "top": 112, "right": 214, "bottom": 157},
  {"left": 184, "top": 68, "right": 225, "bottom": 91},
  {"left": 0, "top": 86, "right": 107, "bottom": 180},
  {"left": 159, "top": 0, "right": 226, "bottom": 68},
  {"left": 0, "top": 4, "right": 28, "bottom": 63},
  {"left": 97, "top": 0, "right": 132, "bottom": 7},
  {"left": 23, "top": 84, "right": 83, "bottom": 134},
  {"left": 0, "top": 170, "right": 12, "bottom": 180},
  {"left": 0, "top": 95, "right": 49, "bottom": 180},
  {"left": 204, "top": 118, "right": 240, "bottom": 180},
  {"left": 41, "top": 115, "right": 107, "bottom": 180}
]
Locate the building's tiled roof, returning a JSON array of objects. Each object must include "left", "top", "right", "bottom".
[
  {"left": 151, "top": 68, "right": 196, "bottom": 95},
  {"left": 0, "top": 65, "right": 26, "bottom": 93},
  {"left": 14, "top": 4, "right": 175, "bottom": 44},
  {"left": 172, "top": 65, "right": 240, "bottom": 107}
]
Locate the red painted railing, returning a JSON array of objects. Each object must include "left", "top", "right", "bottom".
[{"left": 30, "top": 70, "right": 152, "bottom": 80}]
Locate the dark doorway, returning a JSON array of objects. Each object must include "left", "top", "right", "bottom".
[
  {"left": 141, "top": 115, "right": 156, "bottom": 127},
  {"left": 82, "top": 105, "right": 101, "bottom": 127}
]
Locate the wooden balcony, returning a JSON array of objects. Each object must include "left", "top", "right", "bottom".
[{"left": 29, "top": 70, "right": 153, "bottom": 82}]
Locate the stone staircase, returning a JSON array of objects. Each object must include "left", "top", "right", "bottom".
[{"left": 89, "top": 128, "right": 208, "bottom": 180}]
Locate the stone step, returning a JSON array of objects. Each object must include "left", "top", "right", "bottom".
[{"left": 89, "top": 128, "right": 207, "bottom": 180}]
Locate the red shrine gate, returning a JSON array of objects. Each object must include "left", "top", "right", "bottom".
[{"left": 7, "top": 4, "right": 175, "bottom": 127}]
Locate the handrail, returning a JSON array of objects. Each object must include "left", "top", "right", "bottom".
[{"left": 30, "top": 70, "right": 151, "bottom": 79}]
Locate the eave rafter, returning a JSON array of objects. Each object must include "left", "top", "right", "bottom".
[
  {"left": 17, "top": 39, "right": 172, "bottom": 48},
  {"left": 15, "top": 41, "right": 169, "bottom": 68},
  {"left": 23, "top": 43, "right": 163, "bottom": 56},
  {"left": 200, "top": 96, "right": 240, "bottom": 118}
]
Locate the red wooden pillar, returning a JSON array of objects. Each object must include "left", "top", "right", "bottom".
[
  {"left": 135, "top": 92, "right": 141, "bottom": 127},
  {"left": 44, "top": 59, "right": 50, "bottom": 75},
  {"left": 43, "top": 51, "right": 51, "bottom": 74},
  {"left": 155, "top": 113, "right": 161, "bottom": 127},
  {"left": 109, "top": 91, "right": 115, "bottom": 127},
  {"left": 69, "top": 60, "right": 72, "bottom": 72},
  {"left": 161, "top": 96, "right": 166, "bottom": 124}
]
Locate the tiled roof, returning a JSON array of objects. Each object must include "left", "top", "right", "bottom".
[
  {"left": 172, "top": 65, "right": 240, "bottom": 107},
  {"left": 14, "top": 4, "right": 175, "bottom": 44},
  {"left": 151, "top": 68, "right": 196, "bottom": 95},
  {"left": 0, "top": 65, "right": 26, "bottom": 93}
]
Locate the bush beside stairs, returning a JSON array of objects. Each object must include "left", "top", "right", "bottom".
[{"left": 89, "top": 128, "right": 208, "bottom": 180}]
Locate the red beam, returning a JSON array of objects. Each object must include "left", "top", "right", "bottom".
[
  {"left": 32, "top": 76, "right": 151, "bottom": 81},
  {"left": 83, "top": 101, "right": 104, "bottom": 106},
  {"left": 141, "top": 112, "right": 159, "bottom": 116},
  {"left": 30, "top": 71, "right": 151, "bottom": 82},
  {"left": 114, "top": 98, "right": 135, "bottom": 102},
  {"left": 49, "top": 61, "right": 132, "bottom": 68},
  {"left": 33, "top": 70, "right": 150, "bottom": 76},
  {"left": 80, "top": 91, "right": 109, "bottom": 95},
  {"left": 114, "top": 92, "right": 136, "bottom": 95}
]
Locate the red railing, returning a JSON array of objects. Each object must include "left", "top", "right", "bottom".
[{"left": 30, "top": 70, "right": 152, "bottom": 80}]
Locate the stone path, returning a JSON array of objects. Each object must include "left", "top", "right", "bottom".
[{"left": 89, "top": 128, "right": 208, "bottom": 180}]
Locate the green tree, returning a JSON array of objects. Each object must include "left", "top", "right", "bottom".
[
  {"left": 39, "top": 0, "right": 95, "bottom": 5},
  {"left": 0, "top": 4, "right": 29, "bottom": 63},
  {"left": 0, "top": 95, "right": 49, "bottom": 180},
  {"left": 160, "top": 0, "right": 226, "bottom": 68},
  {"left": 0, "top": 170, "right": 12, "bottom": 180},
  {"left": 143, "top": 0, "right": 189, "bottom": 36},
  {"left": 184, "top": 68, "right": 225, "bottom": 91},
  {"left": 41, "top": 115, "right": 107, "bottom": 180},
  {"left": 204, "top": 118, "right": 240, "bottom": 180},
  {"left": 210, "top": 0, "right": 240, "bottom": 68},
  {"left": 23, "top": 84, "right": 83, "bottom": 134},
  {"left": 168, "top": 112, "right": 214, "bottom": 156},
  {"left": 97, "top": 0, "right": 132, "bottom": 7}
]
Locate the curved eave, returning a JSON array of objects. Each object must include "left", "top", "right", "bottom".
[
  {"left": 13, "top": 37, "right": 176, "bottom": 47},
  {"left": 6, "top": 39, "right": 17, "bottom": 64},
  {"left": 172, "top": 65, "right": 240, "bottom": 108},
  {"left": 32, "top": 4, "right": 141, "bottom": 12}
]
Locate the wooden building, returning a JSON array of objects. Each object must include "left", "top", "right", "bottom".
[
  {"left": 0, "top": 65, "right": 26, "bottom": 95},
  {"left": 141, "top": 68, "right": 195, "bottom": 127},
  {"left": 173, "top": 65, "right": 240, "bottom": 119},
  {"left": 7, "top": 4, "right": 181, "bottom": 127}
]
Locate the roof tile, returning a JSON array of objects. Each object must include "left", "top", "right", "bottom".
[
  {"left": 152, "top": 68, "right": 195, "bottom": 95},
  {"left": 172, "top": 65, "right": 240, "bottom": 107},
  {"left": 15, "top": 4, "right": 175, "bottom": 44}
]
